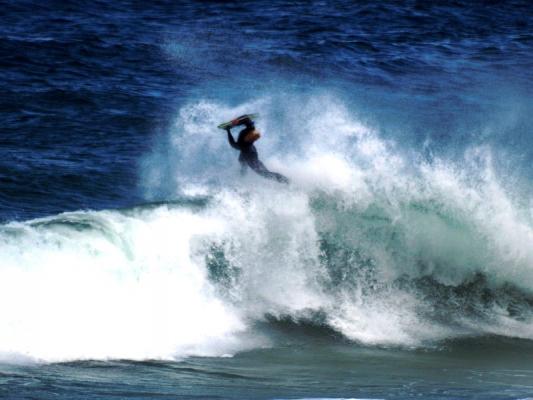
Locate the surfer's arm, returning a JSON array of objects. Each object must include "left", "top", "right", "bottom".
[{"left": 226, "top": 128, "right": 240, "bottom": 150}]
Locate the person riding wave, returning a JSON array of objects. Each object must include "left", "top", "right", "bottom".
[{"left": 226, "top": 118, "right": 289, "bottom": 184}]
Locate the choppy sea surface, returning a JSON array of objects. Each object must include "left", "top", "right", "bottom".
[{"left": 1, "top": 1, "right": 533, "bottom": 399}]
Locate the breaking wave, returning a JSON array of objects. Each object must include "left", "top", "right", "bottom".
[{"left": 1, "top": 94, "right": 533, "bottom": 362}]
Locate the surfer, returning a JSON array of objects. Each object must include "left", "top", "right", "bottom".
[{"left": 226, "top": 118, "right": 289, "bottom": 184}]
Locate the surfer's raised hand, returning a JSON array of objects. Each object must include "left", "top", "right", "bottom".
[{"left": 227, "top": 127, "right": 240, "bottom": 150}]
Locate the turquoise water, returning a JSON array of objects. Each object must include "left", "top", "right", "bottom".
[{"left": 3, "top": 334, "right": 533, "bottom": 399}]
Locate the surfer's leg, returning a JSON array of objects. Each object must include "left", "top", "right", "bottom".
[
  {"left": 238, "top": 154, "right": 248, "bottom": 176},
  {"left": 271, "top": 172, "right": 290, "bottom": 184},
  {"left": 248, "top": 159, "right": 289, "bottom": 184}
]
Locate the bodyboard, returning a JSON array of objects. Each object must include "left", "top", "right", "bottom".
[{"left": 217, "top": 113, "right": 259, "bottom": 130}]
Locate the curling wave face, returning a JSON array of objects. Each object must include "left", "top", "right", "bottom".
[{"left": 1, "top": 95, "right": 533, "bottom": 362}]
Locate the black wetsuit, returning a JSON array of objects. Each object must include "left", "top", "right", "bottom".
[{"left": 227, "top": 128, "right": 289, "bottom": 184}]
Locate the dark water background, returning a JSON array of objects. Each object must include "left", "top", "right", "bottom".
[
  {"left": 2, "top": 1, "right": 533, "bottom": 399},
  {"left": 2, "top": 0, "right": 532, "bottom": 221}
]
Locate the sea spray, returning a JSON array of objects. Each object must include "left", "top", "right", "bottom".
[{"left": 2, "top": 95, "right": 533, "bottom": 362}]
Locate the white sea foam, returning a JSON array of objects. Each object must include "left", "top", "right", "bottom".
[
  {"left": 1, "top": 94, "right": 533, "bottom": 362},
  {"left": 0, "top": 208, "right": 257, "bottom": 362},
  {"left": 140, "top": 94, "right": 533, "bottom": 343}
]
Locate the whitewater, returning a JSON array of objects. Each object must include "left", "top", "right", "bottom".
[{"left": 2, "top": 95, "right": 532, "bottom": 364}]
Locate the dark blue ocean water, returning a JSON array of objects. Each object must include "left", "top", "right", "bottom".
[
  {"left": 2, "top": 1, "right": 533, "bottom": 399},
  {"left": 2, "top": 0, "right": 532, "bottom": 221}
]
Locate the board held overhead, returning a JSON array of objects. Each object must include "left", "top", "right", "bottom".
[{"left": 217, "top": 114, "right": 259, "bottom": 130}]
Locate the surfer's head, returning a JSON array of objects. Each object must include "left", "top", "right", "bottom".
[{"left": 243, "top": 118, "right": 255, "bottom": 129}]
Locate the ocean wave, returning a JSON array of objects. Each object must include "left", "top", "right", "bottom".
[{"left": 1, "top": 95, "right": 533, "bottom": 362}]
